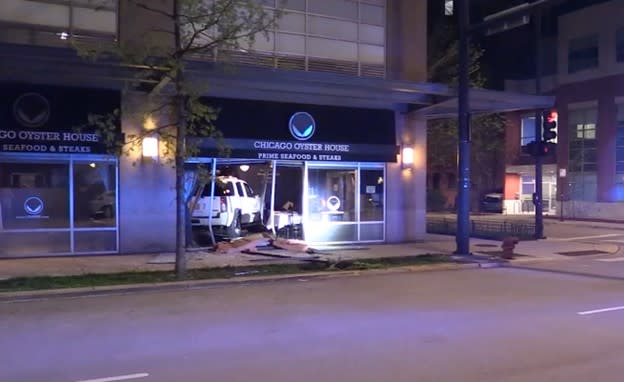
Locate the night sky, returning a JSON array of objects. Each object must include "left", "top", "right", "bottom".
[{"left": 428, "top": 0, "right": 614, "bottom": 89}]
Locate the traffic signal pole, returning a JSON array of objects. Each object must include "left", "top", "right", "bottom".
[
  {"left": 533, "top": 8, "right": 545, "bottom": 239},
  {"left": 456, "top": 0, "right": 472, "bottom": 255},
  {"left": 454, "top": 0, "right": 560, "bottom": 254}
]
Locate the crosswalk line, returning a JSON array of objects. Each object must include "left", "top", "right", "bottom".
[
  {"left": 596, "top": 257, "right": 624, "bottom": 262},
  {"left": 551, "top": 234, "right": 624, "bottom": 241}
]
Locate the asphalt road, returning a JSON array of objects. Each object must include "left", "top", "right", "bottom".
[{"left": 2, "top": 268, "right": 624, "bottom": 382}]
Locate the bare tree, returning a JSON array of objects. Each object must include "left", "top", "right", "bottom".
[
  {"left": 77, "top": 0, "right": 281, "bottom": 278},
  {"left": 427, "top": 19, "right": 506, "bottom": 211}
]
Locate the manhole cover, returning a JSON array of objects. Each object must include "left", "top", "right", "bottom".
[
  {"left": 556, "top": 250, "right": 610, "bottom": 256},
  {"left": 474, "top": 244, "right": 498, "bottom": 248}
]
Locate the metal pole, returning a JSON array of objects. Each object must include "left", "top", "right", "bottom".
[
  {"left": 456, "top": 0, "right": 472, "bottom": 255},
  {"left": 207, "top": 158, "right": 217, "bottom": 247},
  {"left": 269, "top": 160, "right": 277, "bottom": 235},
  {"left": 534, "top": 9, "right": 545, "bottom": 239}
]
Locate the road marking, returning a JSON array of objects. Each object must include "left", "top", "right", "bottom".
[
  {"left": 551, "top": 234, "right": 622, "bottom": 241},
  {"left": 75, "top": 373, "right": 149, "bottom": 382},
  {"left": 577, "top": 306, "right": 624, "bottom": 316},
  {"left": 596, "top": 257, "right": 624, "bottom": 262}
]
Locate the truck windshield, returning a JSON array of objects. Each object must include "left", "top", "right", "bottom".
[{"left": 201, "top": 181, "right": 234, "bottom": 197}]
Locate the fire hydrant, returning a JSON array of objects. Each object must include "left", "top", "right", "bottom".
[{"left": 501, "top": 236, "right": 519, "bottom": 259}]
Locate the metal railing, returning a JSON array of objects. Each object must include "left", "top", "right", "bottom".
[{"left": 427, "top": 217, "right": 536, "bottom": 240}]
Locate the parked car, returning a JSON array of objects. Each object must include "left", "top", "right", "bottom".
[
  {"left": 88, "top": 190, "right": 115, "bottom": 219},
  {"left": 191, "top": 176, "right": 263, "bottom": 238},
  {"left": 480, "top": 192, "right": 503, "bottom": 213}
]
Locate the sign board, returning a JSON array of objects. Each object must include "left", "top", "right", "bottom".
[
  {"left": 197, "top": 98, "right": 399, "bottom": 163},
  {"left": 0, "top": 83, "right": 120, "bottom": 154},
  {"left": 197, "top": 138, "right": 399, "bottom": 163}
]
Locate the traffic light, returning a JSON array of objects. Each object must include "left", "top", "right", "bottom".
[
  {"left": 522, "top": 140, "right": 556, "bottom": 157},
  {"left": 541, "top": 141, "right": 556, "bottom": 155},
  {"left": 522, "top": 141, "right": 539, "bottom": 156},
  {"left": 542, "top": 110, "right": 558, "bottom": 143}
]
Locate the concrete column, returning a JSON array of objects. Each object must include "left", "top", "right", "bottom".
[
  {"left": 119, "top": 92, "right": 176, "bottom": 253},
  {"left": 386, "top": 111, "right": 427, "bottom": 243},
  {"left": 597, "top": 98, "right": 617, "bottom": 202},
  {"left": 386, "top": 0, "right": 427, "bottom": 82}
]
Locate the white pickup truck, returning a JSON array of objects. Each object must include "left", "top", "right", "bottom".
[{"left": 191, "top": 176, "right": 263, "bottom": 238}]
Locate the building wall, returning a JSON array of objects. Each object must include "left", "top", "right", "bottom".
[
  {"left": 0, "top": 0, "right": 432, "bottom": 255},
  {"left": 558, "top": 0, "right": 624, "bottom": 85},
  {"left": 555, "top": 74, "right": 624, "bottom": 203},
  {"left": 505, "top": 111, "right": 523, "bottom": 165},
  {"left": 504, "top": 174, "right": 520, "bottom": 200},
  {"left": 386, "top": 111, "right": 427, "bottom": 242},
  {"left": 118, "top": 93, "right": 177, "bottom": 253},
  {"left": 386, "top": 0, "right": 427, "bottom": 82},
  {"left": 386, "top": 0, "right": 428, "bottom": 240},
  {"left": 503, "top": 0, "right": 624, "bottom": 219}
]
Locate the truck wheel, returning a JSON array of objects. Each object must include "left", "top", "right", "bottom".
[
  {"left": 102, "top": 205, "right": 114, "bottom": 219},
  {"left": 227, "top": 211, "right": 242, "bottom": 238}
]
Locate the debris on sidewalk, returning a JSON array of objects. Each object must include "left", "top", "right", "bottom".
[
  {"left": 271, "top": 238, "right": 309, "bottom": 253},
  {"left": 215, "top": 233, "right": 272, "bottom": 254},
  {"left": 215, "top": 232, "right": 331, "bottom": 265},
  {"left": 215, "top": 232, "right": 312, "bottom": 254}
]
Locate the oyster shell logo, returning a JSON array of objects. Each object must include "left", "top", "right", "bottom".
[
  {"left": 13, "top": 93, "right": 50, "bottom": 128},
  {"left": 289, "top": 112, "right": 316, "bottom": 141},
  {"left": 24, "top": 197, "right": 44, "bottom": 216}
]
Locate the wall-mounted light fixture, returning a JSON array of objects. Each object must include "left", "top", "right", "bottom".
[
  {"left": 401, "top": 145, "right": 415, "bottom": 169},
  {"left": 239, "top": 164, "right": 250, "bottom": 172},
  {"left": 142, "top": 135, "right": 159, "bottom": 160}
]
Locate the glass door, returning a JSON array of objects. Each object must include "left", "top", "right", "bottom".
[
  {"left": 72, "top": 158, "right": 118, "bottom": 252},
  {"left": 273, "top": 161, "right": 304, "bottom": 239},
  {"left": 305, "top": 164, "right": 358, "bottom": 243}
]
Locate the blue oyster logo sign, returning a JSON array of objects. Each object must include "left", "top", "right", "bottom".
[
  {"left": 24, "top": 196, "right": 44, "bottom": 216},
  {"left": 13, "top": 93, "right": 50, "bottom": 128},
  {"left": 289, "top": 112, "right": 316, "bottom": 141}
]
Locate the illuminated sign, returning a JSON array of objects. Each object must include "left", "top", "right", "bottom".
[
  {"left": 23, "top": 196, "right": 44, "bottom": 216},
  {"left": 289, "top": 112, "right": 316, "bottom": 141},
  {"left": 16, "top": 196, "right": 49, "bottom": 220},
  {"left": 0, "top": 85, "right": 119, "bottom": 154}
]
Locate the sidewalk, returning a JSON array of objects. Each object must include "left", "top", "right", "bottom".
[{"left": 1, "top": 233, "right": 620, "bottom": 280}]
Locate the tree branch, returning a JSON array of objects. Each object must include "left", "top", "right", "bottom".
[{"left": 131, "top": 0, "right": 175, "bottom": 19}]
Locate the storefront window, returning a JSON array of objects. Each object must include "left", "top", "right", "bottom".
[
  {"left": 0, "top": 156, "right": 118, "bottom": 257},
  {"left": 360, "top": 169, "right": 383, "bottom": 222},
  {"left": 0, "top": 160, "right": 69, "bottom": 230},
  {"left": 74, "top": 161, "right": 117, "bottom": 227}
]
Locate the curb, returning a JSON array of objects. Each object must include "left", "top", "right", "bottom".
[{"left": 0, "top": 261, "right": 499, "bottom": 303}]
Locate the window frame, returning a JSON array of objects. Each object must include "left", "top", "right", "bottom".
[
  {"left": 568, "top": 34, "right": 599, "bottom": 73},
  {"left": 568, "top": 107, "right": 598, "bottom": 201},
  {"left": 617, "top": 27, "right": 624, "bottom": 63}
]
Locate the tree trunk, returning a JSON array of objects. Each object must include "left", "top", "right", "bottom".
[
  {"left": 173, "top": 0, "right": 186, "bottom": 279},
  {"left": 175, "top": 95, "right": 187, "bottom": 279}
]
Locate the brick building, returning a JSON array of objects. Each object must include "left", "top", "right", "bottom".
[{"left": 504, "top": 0, "right": 624, "bottom": 220}]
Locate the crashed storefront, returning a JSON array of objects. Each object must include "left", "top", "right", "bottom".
[
  {"left": 188, "top": 97, "right": 398, "bottom": 245},
  {"left": 0, "top": 58, "right": 555, "bottom": 257}
]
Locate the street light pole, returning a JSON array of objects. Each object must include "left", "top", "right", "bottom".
[
  {"left": 533, "top": 8, "right": 545, "bottom": 239},
  {"left": 456, "top": 0, "right": 472, "bottom": 255}
]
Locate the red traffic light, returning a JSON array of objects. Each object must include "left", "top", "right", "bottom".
[{"left": 547, "top": 111, "right": 558, "bottom": 123}]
